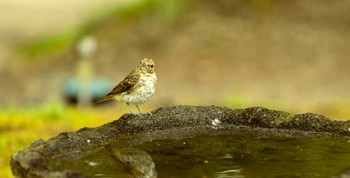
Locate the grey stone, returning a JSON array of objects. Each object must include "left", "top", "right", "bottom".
[{"left": 10, "top": 105, "right": 350, "bottom": 177}]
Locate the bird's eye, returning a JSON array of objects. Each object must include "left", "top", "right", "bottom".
[{"left": 150, "top": 65, "right": 154, "bottom": 68}]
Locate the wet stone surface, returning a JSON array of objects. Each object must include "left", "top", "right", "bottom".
[{"left": 10, "top": 105, "right": 350, "bottom": 177}]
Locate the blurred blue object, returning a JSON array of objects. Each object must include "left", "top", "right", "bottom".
[{"left": 64, "top": 77, "right": 113, "bottom": 105}]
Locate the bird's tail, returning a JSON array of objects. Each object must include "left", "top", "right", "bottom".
[{"left": 95, "top": 95, "right": 114, "bottom": 104}]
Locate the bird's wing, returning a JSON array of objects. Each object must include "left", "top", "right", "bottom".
[{"left": 107, "top": 70, "right": 140, "bottom": 96}]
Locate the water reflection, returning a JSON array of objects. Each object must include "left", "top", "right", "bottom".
[
  {"left": 216, "top": 168, "right": 243, "bottom": 178},
  {"left": 105, "top": 145, "right": 157, "bottom": 178},
  {"left": 54, "top": 135, "right": 350, "bottom": 178},
  {"left": 102, "top": 143, "right": 243, "bottom": 178}
]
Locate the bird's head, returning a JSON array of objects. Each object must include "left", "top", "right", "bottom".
[{"left": 139, "top": 58, "right": 156, "bottom": 74}]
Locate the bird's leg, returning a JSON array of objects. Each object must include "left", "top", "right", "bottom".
[
  {"left": 126, "top": 103, "right": 134, "bottom": 114},
  {"left": 136, "top": 105, "right": 152, "bottom": 115},
  {"left": 136, "top": 105, "right": 143, "bottom": 115}
]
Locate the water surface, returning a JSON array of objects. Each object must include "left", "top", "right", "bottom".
[{"left": 55, "top": 134, "right": 350, "bottom": 177}]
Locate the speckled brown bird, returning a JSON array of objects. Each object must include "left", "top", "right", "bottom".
[{"left": 96, "top": 58, "right": 157, "bottom": 114}]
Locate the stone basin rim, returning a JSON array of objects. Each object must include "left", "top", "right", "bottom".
[{"left": 10, "top": 105, "right": 350, "bottom": 178}]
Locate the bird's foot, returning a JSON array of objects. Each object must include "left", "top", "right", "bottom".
[
  {"left": 129, "top": 112, "right": 143, "bottom": 117},
  {"left": 133, "top": 112, "right": 152, "bottom": 117},
  {"left": 140, "top": 112, "right": 152, "bottom": 116}
]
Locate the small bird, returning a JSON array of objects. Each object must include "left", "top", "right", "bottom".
[{"left": 95, "top": 58, "right": 157, "bottom": 114}]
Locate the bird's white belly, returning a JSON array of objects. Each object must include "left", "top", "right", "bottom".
[{"left": 117, "top": 74, "right": 157, "bottom": 104}]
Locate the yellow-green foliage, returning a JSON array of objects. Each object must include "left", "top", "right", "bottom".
[
  {"left": 17, "top": 0, "right": 189, "bottom": 60},
  {"left": 0, "top": 103, "right": 120, "bottom": 178}
]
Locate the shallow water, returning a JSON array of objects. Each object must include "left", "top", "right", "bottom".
[{"left": 55, "top": 134, "right": 350, "bottom": 178}]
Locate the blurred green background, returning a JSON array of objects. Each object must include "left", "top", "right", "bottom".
[{"left": 1, "top": 0, "right": 350, "bottom": 177}]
